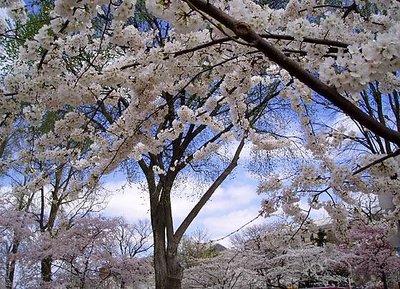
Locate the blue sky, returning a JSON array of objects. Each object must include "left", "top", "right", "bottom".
[
  {"left": 102, "top": 106, "right": 356, "bottom": 246},
  {"left": 104, "top": 166, "right": 268, "bottom": 246},
  {"left": 102, "top": 141, "right": 331, "bottom": 246}
]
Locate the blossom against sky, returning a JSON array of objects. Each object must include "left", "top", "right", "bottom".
[
  {"left": 104, "top": 162, "right": 330, "bottom": 246},
  {"left": 104, "top": 170, "right": 266, "bottom": 246}
]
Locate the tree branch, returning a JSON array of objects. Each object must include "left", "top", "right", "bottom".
[
  {"left": 183, "top": 0, "right": 400, "bottom": 145},
  {"left": 169, "top": 34, "right": 348, "bottom": 58},
  {"left": 173, "top": 137, "right": 246, "bottom": 248},
  {"left": 352, "top": 149, "right": 400, "bottom": 175}
]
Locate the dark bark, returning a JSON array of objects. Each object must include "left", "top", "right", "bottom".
[
  {"left": 146, "top": 139, "right": 245, "bottom": 289},
  {"left": 151, "top": 189, "right": 183, "bottom": 289},
  {"left": 183, "top": 0, "right": 400, "bottom": 145},
  {"left": 41, "top": 256, "right": 52, "bottom": 283},
  {"left": 38, "top": 166, "right": 64, "bottom": 284},
  {"left": 381, "top": 271, "right": 388, "bottom": 289},
  {"left": 152, "top": 205, "right": 168, "bottom": 289},
  {"left": 5, "top": 241, "right": 19, "bottom": 289},
  {"left": 165, "top": 252, "right": 183, "bottom": 288}
]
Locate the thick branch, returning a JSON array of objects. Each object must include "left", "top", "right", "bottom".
[
  {"left": 173, "top": 137, "right": 246, "bottom": 248},
  {"left": 183, "top": 0, "right": 400, "bottom": 145}
]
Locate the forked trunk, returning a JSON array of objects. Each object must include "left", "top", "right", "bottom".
[{"left": 149, "top": 140, "right": 245, "bottom": 288}]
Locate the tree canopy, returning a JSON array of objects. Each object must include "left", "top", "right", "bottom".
[{"left": 0, "top": 0, "right": 399, "bottom": 288}]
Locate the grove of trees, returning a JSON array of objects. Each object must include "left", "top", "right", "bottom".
[
  {"left": 0, "top": 0, "right": 399, "bottom": 288},
  {"left": 182, "top": 221, "right": 400, "bottom": 289}
]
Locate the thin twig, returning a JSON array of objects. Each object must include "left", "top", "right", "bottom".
[{"left": 210, "top": 211, "right": 263, "bottom": 243}]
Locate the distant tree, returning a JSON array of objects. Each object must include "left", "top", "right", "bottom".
[
  {"left": 342, "top": 222, "right": 400, "bottom": 289},
  {"left": 179, "top": 228, "right": 218, "bottom": 267},
  {"left": 182, "top": 250, "right": 260, "bottom": 289},
  {"left": 231, "top": 223, "right": 270, "bottom": 250},
  {"left": 185, "top": 222, "right": 351, "bottom": 289},
  {"left": 45, "top": 216, "right": 152, "bottom": 289},
  {"left": 0, "top": 201, "right": 36, "bottom": 289},
  {"left": 0, "top": 209, "right": 153, "bottom": 289}
]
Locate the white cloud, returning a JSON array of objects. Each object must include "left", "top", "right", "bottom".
[
  {"left": 0, "top": 8, "right": 8, "bottom": 19},
  {"left": 104, "top": 181, "right": 151, "bottom": 223},
  {"left": 200, "top": 184, "right": 258, "bottom": 214},
  {"left": 103, "top": 176, "right": 266, "bottom": 247}
]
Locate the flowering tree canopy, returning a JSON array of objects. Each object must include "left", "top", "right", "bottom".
[
  {"left": 342, "top": 222, "right": 400, "bottom": 289},
  {"left": 1, "top": 0, "right": 400, "bottom": 288},
  {"left": 0, "top": 203, "right": 152, "bottom": 289},
  {"left": 184, "top": 222, "right": 351, "bottom": 289}
]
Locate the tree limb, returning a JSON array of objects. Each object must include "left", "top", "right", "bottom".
[
  {"left": 173, "top": 137, "right": 246, "bottom": 249},
  {"left": 183, "top": 0, "right": 400, "bottom": 145}
]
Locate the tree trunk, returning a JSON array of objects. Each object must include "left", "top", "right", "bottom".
[
  {"left": 148, "top": 139, "right": 244, "bottom": 289},
  {"left": 381, "top": 271, "right": 388, "bottom": 289},
  {"left": 153, "top": 230, "right": 168, "bottom": 289},
  {"left": 165, "top": 252, "right": 183, "bottom": 289},
  {"left": 5, "top": 240, "right": 19, "bottom": 289},
  {"left": 153, "top": 244, "right": 183, "bottom": 288},
  {"left": 152, "top": 209, "right": 183, "bottom": 289},
  {"left": 41, "top": 256, "right": 52, "bottom": 283}
]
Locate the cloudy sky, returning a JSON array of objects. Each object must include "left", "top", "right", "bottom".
[
  {"left": 101, "top": 111, "right": 349, "bottom": 247},
  {"left": 103, "top": 142, "right": 330, "bottom": 247},
  {"left": 103, "top": 145, "right": 268, "bottom": 247}
]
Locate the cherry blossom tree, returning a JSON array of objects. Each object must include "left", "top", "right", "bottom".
[
  {"left": 178, "top": 228, "right": 221, "bottom": 268},
  {"left": 0, "top": 105, "right": 107, "bottom": 286},
  {"left": 342, "top": 222, "right": 400, "bottom": 289},
  {"left": 184, "top": 222, "right": 351, "bottom": 289},
  {"left": 0, "top": 207, "right": 152, "bottom": 289},
  {"left": 0, "top": 201, "right": 36, "bottom": 289},
  {"left": 39, "top": 216, "right": 152, "bottom": 289},
  {"left": 0, "top": 2, "right": 108, "bottom": 285},
  {"left": 182, "top": 250, "right": 261, "bottom": 289},
  {"left": 1, "top": 0, "right": 400, "bottom": 288}
]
